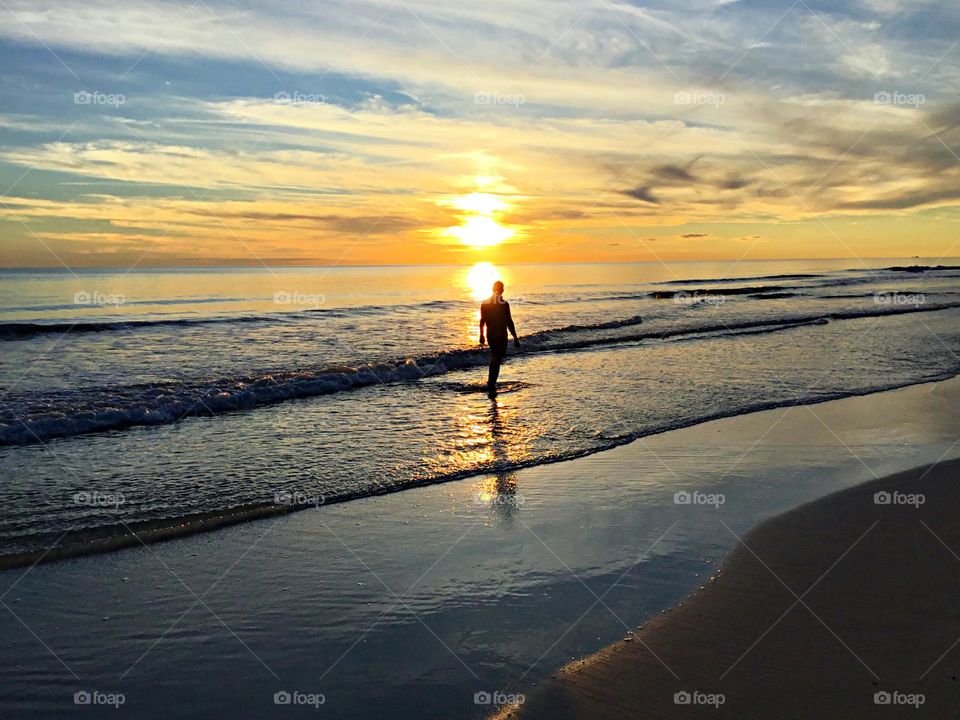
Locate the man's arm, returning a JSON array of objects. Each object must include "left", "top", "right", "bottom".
[
  {"left": 478, "top": 305, "right": 486, "bottom": 345},
  {"left": 506, "top": 303, "right": 520, "bottom": 346}
]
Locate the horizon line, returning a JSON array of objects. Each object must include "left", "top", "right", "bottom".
[{"left": 0, "top": 255, "right": 948, "bottom": 272}]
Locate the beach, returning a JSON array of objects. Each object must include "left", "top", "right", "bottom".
[
  {"left": 2, "top": 376, "right": 958, "bottom": 718},
  {"left": 4, "top": 0, "right": 960, "bottom": 715},
  {"left": 499, "top": 457, "right": 960, "bottom": 719}
]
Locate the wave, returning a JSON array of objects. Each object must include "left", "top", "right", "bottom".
[
  {"left": 2, "top": 301, "right": 959, "bottom": 447},
  {"left": 649, "top": 285, "right": 790, "bottom": 298},
  {"left": 0, "top": 299, "right": 474, "bottom": 339},
  {"left": 0, "top": 314, "right": 288, "bottom": 338},
  {"left": 5, "top": 265, "right": 959, "bottom": 340},
  {"left": 660, "top": 272, "right": 825, "bottom": 285},
  {"left": 887, "top": 264, "right": 960, "bottom": 273}
]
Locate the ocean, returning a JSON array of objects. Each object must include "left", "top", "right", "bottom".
[{"left": 1, "top": 258, "right": 959, "bottom": 562}]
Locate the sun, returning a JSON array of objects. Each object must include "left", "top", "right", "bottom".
[
  {"left": 444, "top": 216, "right": 515, "bottom": 248},
  {"left": 437, "top": 180, "right": 517, "bottom": 249}
]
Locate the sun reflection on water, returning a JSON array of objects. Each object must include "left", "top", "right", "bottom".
[{"left": 462, "top": 261, "right": 503, "bottom": 301}]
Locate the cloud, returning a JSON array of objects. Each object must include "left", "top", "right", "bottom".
[{"left": 621, "top": 186, "right": 659, "bottom": 204}]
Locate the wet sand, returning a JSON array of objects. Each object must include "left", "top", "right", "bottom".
[{"left": 498, "top": 457, "right": 960, "bottom": 719}]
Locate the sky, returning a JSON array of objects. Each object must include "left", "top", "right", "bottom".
[{"left": 0, "top": 0, "right": 959, "bottom": 268}]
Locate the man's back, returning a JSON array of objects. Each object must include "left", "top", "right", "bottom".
[{"left": 481, "top": 297, "right": 512, "bottom": 342}]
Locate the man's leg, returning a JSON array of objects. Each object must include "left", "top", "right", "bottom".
[
  {"left": 487, "top": 357, "right": 501, "bottom": 389},
  {"left": 487, "top": 353, "right": 503, "bottom": 394}
]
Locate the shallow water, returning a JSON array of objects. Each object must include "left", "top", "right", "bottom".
[{"left": 1, "top": 259, "right": 959, "bottom": 558}]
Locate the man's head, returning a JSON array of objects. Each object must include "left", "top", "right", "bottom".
[{"left": 492, "top": 280, "right": 504, "bottom": 296}]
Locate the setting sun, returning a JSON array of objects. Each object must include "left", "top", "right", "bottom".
[
  {"left": 444, "top": 215, "right": 515, "bottom": 248},
  {"left": 438, "top": 182, "right": 517, "bottom": 249}
]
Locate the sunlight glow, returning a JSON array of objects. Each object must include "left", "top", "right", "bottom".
[
  {"left": 451, "top": 193, "right": 509, "bottom": 215},
  {"left": 444, "top": 216, "right": 515, "bottom": 248},
  {"left": 464, "top": 261, "right": 501, "bottom": 300},
  {"left": 438, "top": 177, "right": 516, "bottom": 249}
]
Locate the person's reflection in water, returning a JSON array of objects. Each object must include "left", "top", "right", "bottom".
[{"left": 484, "top": 400, "right": 522, "bottom": 524}]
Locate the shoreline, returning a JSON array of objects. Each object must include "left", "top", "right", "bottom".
[
  {"left": 5, "top": 372, "right": 958, "bottom": 570},
  {"left": 499, "top": 457, "right": 960, "bottom": 718},
  {"left": 3, "top": 377, "right": 958, "bottom": 718}
]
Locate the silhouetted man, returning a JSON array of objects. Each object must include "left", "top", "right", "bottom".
[{"left": 479, "top": 280, "right": 520, "bottom": 397}]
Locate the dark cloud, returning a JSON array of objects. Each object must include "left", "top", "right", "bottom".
[
  {"left": 719, "top": 175, "right": 751, "bottom": 190},
  {"left": 654, "top": 163, "right": 697, "bottom": 183},
  {"left": 620, "top": 185, "right": 659, "bottom": 204},
  {"left": 611, "top": 98, "right": 960, "bottom": 216},
  {"left": 680, "top": 233, "right": 708, "bottom": 238}
]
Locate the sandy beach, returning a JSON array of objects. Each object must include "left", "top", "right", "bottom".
[{"left": 498, "top": 459, "right": 960, "bottom": 719}]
